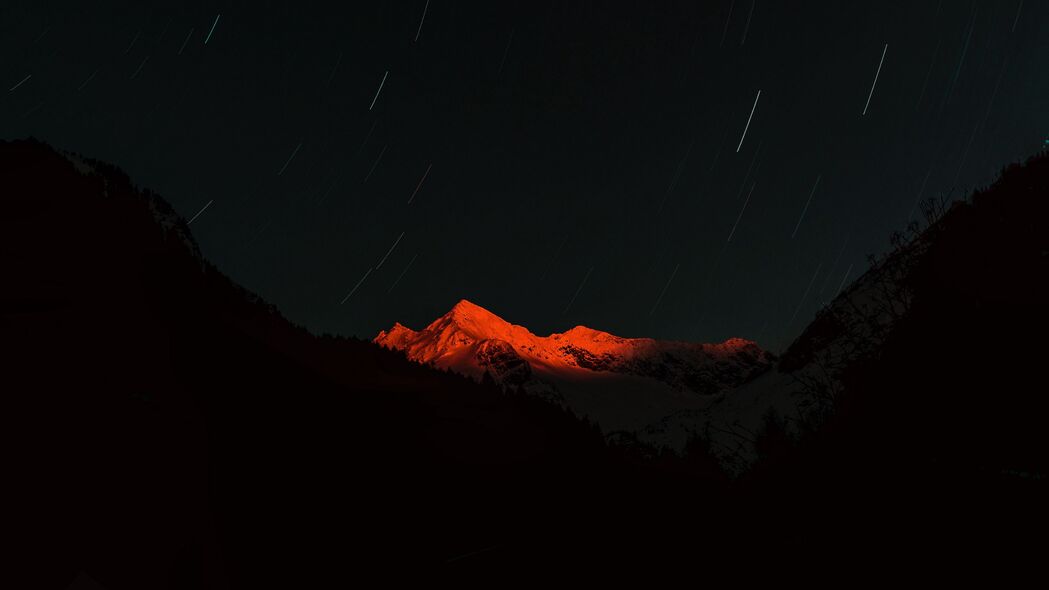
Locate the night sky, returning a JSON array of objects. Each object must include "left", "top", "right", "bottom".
[{"left": 4, "top": 1, "right": 1046, "bottom": 351}]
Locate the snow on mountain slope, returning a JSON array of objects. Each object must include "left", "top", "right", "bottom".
[
  {"left": 640, "top": 225, "right": 929, "bottom": 472},
  {"left": 375, "top": 299, "right": 774, "bottom": 432}
]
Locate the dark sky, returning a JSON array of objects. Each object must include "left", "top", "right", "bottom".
[{"left": 3, "top": 1, "right": 1046, "bottom": 350}]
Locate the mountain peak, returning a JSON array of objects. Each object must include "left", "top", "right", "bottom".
[
  {"left": 426, "top": 299, "right": 515, "bottom": 339},
  {"left": 411, "top": 298, "right": 537, "bottom": 348},
  {"left": 448, "top": 298, "right": 493, "bottom": 318},
  {"left": 557, "top": 324, "right": 618, "bottom": 340},
  {"left": 375, "top": 301, "right": 775, "bottom": 423}
]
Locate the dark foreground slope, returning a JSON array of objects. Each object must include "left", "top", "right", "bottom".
[
  {"left": 759, "top": 153, "right": 1049, "bottom": 562},
  {"left": 4, "top": 139, "right": 1049, "bottom": 585},
  {"left": 3, "top": 139, "right": 744, "bottom": 586}
]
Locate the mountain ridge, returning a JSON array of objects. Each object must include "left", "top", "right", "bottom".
[
  {"left": 375, "top": 298, "right": 774, "bottom": 431},
  {"left": 6, "top": 138, "right": 1049, "bottom": 581}
]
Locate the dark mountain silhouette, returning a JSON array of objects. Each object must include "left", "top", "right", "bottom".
[
  {"left": 748, "top": 152, "right": 1049, "bottom": 559},
  {"left": 4, "top": 138, "right": 1048, "bottom": 584},
  {"left": 2, "top": 139, "right": 738, "bottom": 585}
]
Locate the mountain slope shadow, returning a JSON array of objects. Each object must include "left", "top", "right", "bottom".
[
  {"left": 2, "top": 139, "right": 741, "bottom": 586},
  {"left": 5, "top": 138, "right": 1049, "bottom": 583},
  {"left": 742, "top": 152, "right": 1049, "bottom": 560}
]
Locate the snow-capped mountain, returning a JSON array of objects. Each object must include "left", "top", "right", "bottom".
[{"left": 375, "top": 299, "right": 774, "bottom": 432}]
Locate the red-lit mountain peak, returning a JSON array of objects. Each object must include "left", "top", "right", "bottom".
[
  {"left": 376, "top": 300, "right": 773, "bottom": 406},
  {"left": 553, "top": 324, "right": 622, "bottom": 345},
  {"left": 423, "top": 299, "right": 525, "bottom": 342}
]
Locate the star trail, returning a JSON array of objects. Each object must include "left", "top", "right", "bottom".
[{"left": 2, "top": 0, "right": 1046, "bottom": 352}]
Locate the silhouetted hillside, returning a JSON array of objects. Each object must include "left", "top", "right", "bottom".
[
  {"left": 5, "top": 139, "right": 1048, "bottom": 584},
  {"left": 743, "top": 152, "right": 1049, "bottom": 560},
  {"left": 2, "top": 139, "right": 742, "bottom": 586}
]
